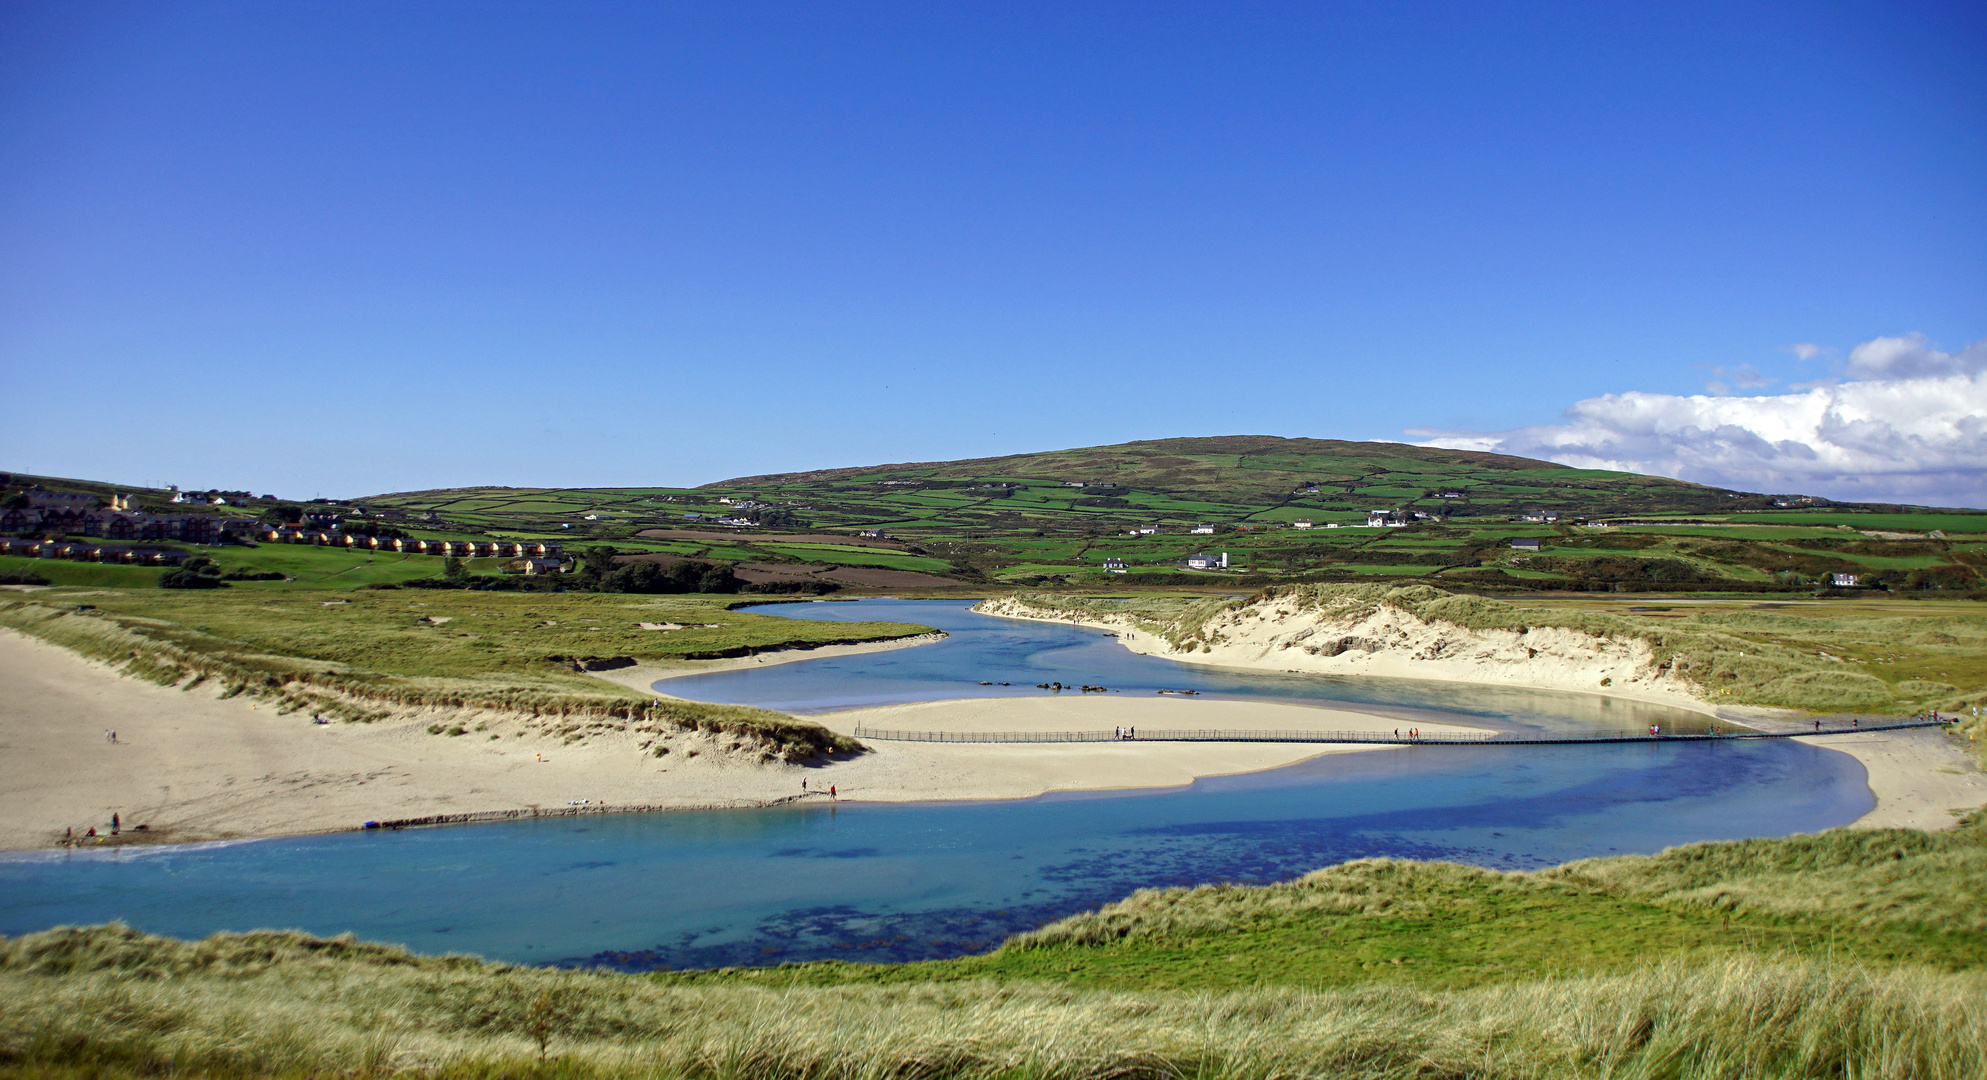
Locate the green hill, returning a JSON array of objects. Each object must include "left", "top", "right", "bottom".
[
  {"left": 707, "top": 435, "right": 1745, "bottom": 522},
  {"left": 13, "top": 441, "right": 1987, "bottom": 597}
]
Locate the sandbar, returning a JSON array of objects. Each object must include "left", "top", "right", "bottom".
[
  {"left": 978, "top": 600, "right": 1987, "bottom": 831},
  {"left": 0, "top": 629, "right": 1451, "bottom": 850},
  {"left": 802, "top": 694, "right": 1486, "bottom": 803},
  {"left": 590, "top": 632, "right": 946, "bottom": 694},
  {"left": 5, "top": 619, "right": 1978, "bottom": 851}
]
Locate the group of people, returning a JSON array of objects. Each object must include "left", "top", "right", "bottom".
[
  {"left": 799, "top": 778, "right": 836, "bottom": 797},
  {"left": 1392, "top": 728, "right": 1422, "bottom": 740},
  {"left": 62, "top": 812, "right": 124, "bottom": 846},
  {"left": 1114, "top": 726, "right": 1137, "bottom": 740}
]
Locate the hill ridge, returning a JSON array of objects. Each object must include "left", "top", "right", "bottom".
[{"left": 705, "top": 435, "right": 1607, "bottom": 488}]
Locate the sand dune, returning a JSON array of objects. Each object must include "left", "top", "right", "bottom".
[
  {"left": 6, "top": 609, "right": 1979, "bottom": 851},
  {"left": 0, "top": 630, "right": 1451, "bottom": 850}
]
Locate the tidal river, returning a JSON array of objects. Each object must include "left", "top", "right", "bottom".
[{"left": 0, "top": 599, "right": 1868, "bottom": 970}]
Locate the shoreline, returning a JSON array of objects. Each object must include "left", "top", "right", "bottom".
[
  {"left": 972, "top": 599, "right": 1987, "bottom": 832},
  {"left": 974, "top": 600, "right": 1724, "bottom": 718},
  {"left": 586, "top": 632, "right": 948, "bottom": 697},
  {"left": 0, "top": 628, "right": 1468, "bottom": 852},
  {"left": 6, "top": 601, "right": 1981, "bottom": 851}
]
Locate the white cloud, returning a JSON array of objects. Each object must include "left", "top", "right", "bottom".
[
  {"left": 1781, "top": 342, "right": 1829, "bottom": 362},
  {"left": 1700, "top": 364, "right": 1774, "bottom": 394},
  {"left": 1844, "top": 333, "right": 1987, "bottom": 379},
  {"left": 1413, "top": 334, "right": 1987, "bottom": 508}
]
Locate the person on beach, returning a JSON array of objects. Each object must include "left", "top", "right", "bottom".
[
  {"left": 111, "top": 813, "right": 119, "bottom": 834},
  {"left": 1814, "top": 719, "right": 1821, "bottom": 732},
  {"left": 829, "top": 785, "right": 836, "bottom": 798}
]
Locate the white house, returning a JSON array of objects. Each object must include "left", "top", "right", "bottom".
[
  {"left": 1102, "top": 558, "right": 1128, "bottom": 574},
  {"left": 1831, "top": 572, "right": 1859, "bottom": 587},
  {"left": 1185, "top": 552, "right": 1230, "bottom": 570},
  {"left": 1190, "top": 524, "right": 1216, "bottom": 535},
  {"left": 1509, "top": 538, "right": 1542, "bottom": 551},
  {"left": 1293, "top": 519, "right": 1314, "bottom": 529}
]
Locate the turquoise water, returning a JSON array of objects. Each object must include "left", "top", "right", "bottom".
[
  {"left": 0, "top": 600, "right": 1870, "bottom": 969},
  {"left": 691, "top": 599, "right": 1719, "bottom": 737}
]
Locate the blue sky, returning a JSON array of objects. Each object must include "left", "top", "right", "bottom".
[{"left": 2, "top": 2, "right": 1983, "bottom": 502}]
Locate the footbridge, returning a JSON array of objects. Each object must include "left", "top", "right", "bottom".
[{"left": 850, "top": 719, "right": 1951, "bottom": 747}]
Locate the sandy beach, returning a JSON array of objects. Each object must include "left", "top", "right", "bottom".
[
  {"left": 0, "top": 629, "right": 1453, "bottom": 850},
  {"left": 973, "top": 599, "right": 1986, "bottom": 830},
  {"left": 1797, "top": 728, "right": 1987, "bottom": 829},
  {"left": 4, "top": 621, "right": 1979, "bottom": 851},
  {"left": 975, "top": 597, "right": 1718, "bottom": 715},
  {"left": 587, "top": 631, "right": 947, "bottom": 695}
]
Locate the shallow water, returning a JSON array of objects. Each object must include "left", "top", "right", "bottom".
[
  {"left": 686, "top": 599, "right": 1718, "bottom": 737},
  {"left": 0, "top": 600, "right": 1871, "bottom": 969}
]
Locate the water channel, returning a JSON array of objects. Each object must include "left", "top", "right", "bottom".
[{"left": 0, "top": 599, "right": 1870, "bottom": 969}]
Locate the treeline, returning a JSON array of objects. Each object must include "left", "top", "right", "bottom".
[
  {"left": 579, "top": 549, "right": 741, "bottom": 595},
  {"left": 369, "top": 547, "right": 840, "bottom": 596}
]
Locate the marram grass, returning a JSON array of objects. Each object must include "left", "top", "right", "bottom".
[
  {"left": 0, "top": 592, "right": 925, "bottom": 757},
  {"left": 7, "top": 815, "right": 1987, "bottom": 1079},
  {"left": 1003, "top": 582, "right": 1987, "bottom": 743},
  {"left": 1, "top": 925, "right": 1980, "bottom": 1080}
]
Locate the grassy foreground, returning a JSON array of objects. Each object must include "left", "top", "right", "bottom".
[{"left": 4, "top": 815, "right": 1984, "bottom": 1079}]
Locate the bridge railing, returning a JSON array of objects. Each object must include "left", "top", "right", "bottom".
[
  {"left": 851, "top": 726, "right": 1498, "bottom": 745},
  {"left": 850, "top": 720, "right": 1949, "bottom": 746}
]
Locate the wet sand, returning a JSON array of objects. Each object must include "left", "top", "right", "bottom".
[
  {"left": 0, "top": 630, "right": 1457, "bottom": 849},
  {"left": 4, "top": 624, "right": 1977, "bottom": 851}
]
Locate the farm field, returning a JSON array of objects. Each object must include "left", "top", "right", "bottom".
[
  {"left": 316, "top": 439, "right": 1987, "bottom": 597},
  {"left": 8, "top": 436, "right": 1987, "bottom": 601}
]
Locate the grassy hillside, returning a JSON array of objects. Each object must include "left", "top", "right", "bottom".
[
  {"left": 5, "top": 814, "right": 1983, "bottom": 1079},
  {"left": 707, "top": 434, "right": 1750, "bottom": 526},
  {"left": 0, "top": 589, "right": 934, "bottom": 756},
  {"left": 317, "top": 438, "right": 1987, "bottom": 595}
]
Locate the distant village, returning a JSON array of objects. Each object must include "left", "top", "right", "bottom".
[{"left": 0, "top": 486, "right": 564, "bottom": 571}]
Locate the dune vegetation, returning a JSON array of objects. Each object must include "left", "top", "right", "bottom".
[
  {"left": 999, "top": 583, "right": 1987, "bottom": 753},
  {"left": 5, "top": 813, "right": 1985, "bottom": 1079},
  {"left": 0, "top": 590, "right": 933, "bottom": 757}
]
